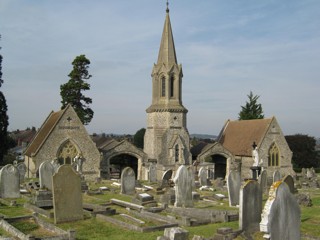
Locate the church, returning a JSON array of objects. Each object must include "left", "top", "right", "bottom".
[{"left": 24, "top": 3, "right": 294, "bottom": 182}]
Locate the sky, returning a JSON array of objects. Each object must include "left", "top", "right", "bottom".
[{"left": 1, "top": 0, "right": 320, "bottom": 137}]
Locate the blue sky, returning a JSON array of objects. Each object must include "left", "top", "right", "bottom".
[{"left": 1, "top": 0, "right": 320, "bottom": 137}]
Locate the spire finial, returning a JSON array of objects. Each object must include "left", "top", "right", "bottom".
[{"left": 166, "top": 0, "right": 169, "bottom": 13}]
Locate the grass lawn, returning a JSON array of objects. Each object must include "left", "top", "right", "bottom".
[{"left": 0, "top": 180, "right": 319, "bottom": 239}]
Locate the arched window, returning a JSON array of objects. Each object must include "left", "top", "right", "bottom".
[
  {"left": 57, "top": 141, "right": 78, "bottom": 165},
  {"left": 175, "top": 144, "right": 179, "bottom": 162},
  {"left": 268, "top": 143, "right": 280, "bottom": 166},
  {"left": 161, "top": 76, "right": 166, "bottom": 97},
  {"left": 170, "top": 75, "right": 174, "bottom": 97}
]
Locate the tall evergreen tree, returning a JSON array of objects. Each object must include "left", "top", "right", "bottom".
[
  {"left": 60, "top": 55, "right": 93, "bottom": 125},
  {"left": 133, "top": 128, "right": 146, "bottom": 149},
  {"left": 238, "top": 91, "right": 264, "bottom": 120},
  {"left": 0, "top": 35, "right": 9, "bottom": 163}
]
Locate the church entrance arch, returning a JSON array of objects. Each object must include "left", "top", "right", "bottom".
[
  {"left": 109, "top": 154, "right": 138, "bottom": 179},
  {"left": 206, "top": 154, "right": 227, "bottom": 179}
]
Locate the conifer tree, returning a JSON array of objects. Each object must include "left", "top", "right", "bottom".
[
  {"left": 60, "top": 55, "right": 93, "bottom": 125},
  {"left": 238, "top": 91, "right": 264, "bottom": 120},
  {"left": 0, "top": 35, "right": 9, "bottom": 163}
]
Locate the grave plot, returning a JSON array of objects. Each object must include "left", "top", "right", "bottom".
[
  {"left": 96, "top": 198, "right": 178, "bottom": 232},
  {"left": 0, "top": 214, "right": 73, "bottom": 239}
]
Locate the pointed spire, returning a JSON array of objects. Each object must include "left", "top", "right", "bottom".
[{"left": 157, "top": 1, "right": 177, "bottom": 65}]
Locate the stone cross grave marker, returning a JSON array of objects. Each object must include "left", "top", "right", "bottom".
[
  {"left": 282, "top": 174, "right": 295, "bottom": 194},
  {"left": 39, "top": 160, "right": 55, "bottom": 191},
  {"left": 273, "top": 170, "right": 281, "bottom": 183},
  {"left": 173, "top": 165, "right": 194, "bottom": 208},
  {"left": 0, "top": 164, "right": 20, "bottom": 198},
  {"left": 258, "top": 169, "right": 268, "bottom": 194},
  {"left": 52, "top": 165, "right": 83, "bottom": 224},
  {"left": 198, "top": 167, "right": 208, "bottom": 187},
  {"left": 17, "top": 162, "right": 27, "bottom": 184},
  {"left": 161, "top": 169, "right": 173, "bottom": 188},
  {"left": 260, "top": 181, "right": 300, "bottom": 240},
  {"left": 227, "top": 170, "right": 241, "bottom": 206},
  {"left": 239, "top": 180, "right": 262, "bottom": 232},
  {"left": 121, "top": 167, "right": 136, "bottom": 195}
]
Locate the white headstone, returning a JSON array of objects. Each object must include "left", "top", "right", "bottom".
[
  {"left": 173, "top": 165, "right": 194, "bottom": 208},
  {"left": 227, "top": 170, "right": 241, "bottom": 206},
  {"left": 149, "top": 163, "right": 157, "bottom": 183},
  {"left": 198, "top": 167, "right": 208, "bottom": 187},
  {"left": 39, "top": 160, "right": 55, "bottom": 191},
  {"left": 121, "top": 167, "right": 136, "bottom": 195},
  {"left": 0, "top": 164, "right": 20, "bottom": 198},
  {"left": 17, "top": 162, "right": 27, "bottom": 184},
  {"left": 260, "top": 182, "right": 300, "bottom": 239}
]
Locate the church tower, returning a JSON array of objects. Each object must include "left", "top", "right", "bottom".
[{"left": 144, "top": 3, "right": 191, "bottom": 179}]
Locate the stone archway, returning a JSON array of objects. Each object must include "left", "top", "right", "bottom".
[
  {"left": 197, "top": 142, "right": 235, "bottom": 180},
  {"left": 109, "top": 154, "right": 138, "bottom": 179}
]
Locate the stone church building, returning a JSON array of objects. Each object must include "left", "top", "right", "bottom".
[{"left": 24, "top": 104, "right": 101, "bottom": 180}]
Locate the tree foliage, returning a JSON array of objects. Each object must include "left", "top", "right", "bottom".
[
  {"left": 238, "top": 91, "right": 264, "bottom": 120},
  {"left": 285, "top": 134, "right": 320, "bottom": 168},
  {"left": 60, "top": 54, "right": 93, "bottom": 125},
  {"left": 0, "top": 35, "right": 9, "bottom": 163},
  {"left": 133, "top": 128, "right": 146, "bottom": 149}
]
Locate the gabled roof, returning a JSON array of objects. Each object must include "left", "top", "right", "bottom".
[
  {"left": 24, "top": 106, "right": 69, "bottom": 157},
  {"left": 157, "top": 8, "right": 177, "bottom": 66},
  {"left": 217, "top": 117, "right": 274, "bottom": 157}
]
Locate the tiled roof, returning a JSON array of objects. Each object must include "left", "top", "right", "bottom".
[
  {"left": 24, "top": 108, "right": 65, "bottom": 157},
  {"left": 218, "top": 118, "right": 274, "bottom": 156}
]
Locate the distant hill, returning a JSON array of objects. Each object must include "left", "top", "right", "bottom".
[{"left": 190, "top": 134, "right": 217, "bottom": 140}]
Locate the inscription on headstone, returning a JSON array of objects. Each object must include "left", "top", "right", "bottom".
[{"left": 39, "top": 160, "right": 55, "bottom": 191}]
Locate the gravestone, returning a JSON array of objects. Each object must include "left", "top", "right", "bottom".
[
  {"left": 227, "top": 170, "right": 241, "bottom": 206},
  {"left": 258, "top": 170, "right": 268, "bottom": 194},
  {"left": 260, "top": 182, "right": 300, "bottom": 239},
  {"left": 164, "top": 227, "right": 189, "bottom": 240},
  {"left": 120, "top": 167, "right": 136, "bottom": 195},
  {"left": 39, "top": 160, "right": 55, "bottom": 191},
  {"left": 239, "top": 180, "right": 262, "bottom": 232},
  {"left": 149, "top": 163, "right": 157, "bottom": 183},
  {"left": 273, "top": 170, "right": 281, "bottom": 183},
  {"left": 198, "top": 167, "right": 208, "bottom": 187},
  {"left": 161, "top": 169, "right": 173, "bottom": 188},
  {"left": 283, "top": 174, "right": 295, "bottom": 194},
  {"left": 0, "top": 164, "right": 20, "bottom": 198},
  {"left": 173, "top": 165, "right": 194, "bottom": 208},
  {"left": 52, "top": 165, "right": 83, "bottom": 224},
  {"left": 17, "top": 162, "right": 27, "bottom": 184},
  {"left": 301, "top": 168, "right": 307, "bottom": 179}
]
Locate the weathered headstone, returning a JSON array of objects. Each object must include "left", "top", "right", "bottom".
[
  {"left": 164, "top": 227, "right": 189, "bottom": 240},
  {"left": 17, "top": 162, "right": 27, "bottom": 184},
  {"left": 161, "top": 169, "right": 173, "bottom": 188},
  {"left": 227, "top": 170, "right": 241, "bottom": 206},
  {"left": 120, "top": 167, "right": 136, "bottom": 195},
  {"left": 149, "top": 163, "right": 157, "bottom": 183},
  {"left": 52, "top": 165, "right": 83, "bottom": 224},
  {"left": 39, "top": 160, "right": 55, "bottom": 191},
  {"left": 273, "top": 170, "right": 281, "bottom": 183},
  {"left": 239, "top": 180, "right": 262, "bottom": 232},
  {"left": 258, "top": 170, "right": 268, "bottom": 194},
  {"left": 198, "top": 167, "right": 208, "bottom": 187},
  {"left": 301, "top": 168, "right": 307, "bottom": 179},
  {"left": 173, "top": 165, "right": 194, "bottom": 208},
  {"left": 260, "top": 182, "right": 300, "bottom": 239},
  {"left": 0, "top": 164, "right": 20, "bottom": 198},
  {"left": 283, "top": 174, "right": 295, "bottom": 194}
]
